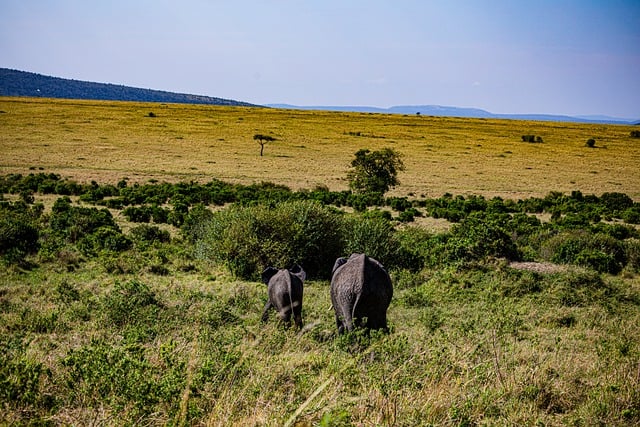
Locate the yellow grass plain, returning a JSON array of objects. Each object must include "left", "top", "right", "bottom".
[{"left": 1, "top": 96, "right": 639, "bottom": 200}]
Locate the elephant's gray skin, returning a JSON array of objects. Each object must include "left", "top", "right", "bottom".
[
  {"left": 330, "top": 253, "right": 393, "bottom": 334},
  {"left": 261, "top": 264, "right": 306, "bottom": 329}
]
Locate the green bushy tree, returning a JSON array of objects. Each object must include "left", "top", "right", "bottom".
[
  {"left": 347, "top": 148, "right": 405, "bottom": 195},
  {"left": 194, "top": 200, "right": 344, "bottom": 279}
]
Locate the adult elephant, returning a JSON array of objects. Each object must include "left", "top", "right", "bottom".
[
  {"left": 330, "top": 253, "right": 393, "bottom": 334},
  {"left": 261, "top": 264, "right": 306, "bottom": 329}
]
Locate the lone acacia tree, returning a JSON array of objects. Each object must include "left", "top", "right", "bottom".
[
  {"left": 253, "top": 134, "right": 276, "bottom": 156},
  {"left": 347, "top": 148, "right": 405, "bottom": 194}
]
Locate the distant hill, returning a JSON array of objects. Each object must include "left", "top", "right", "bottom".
[
  {"left": 0, "top": 68, "right": 259, "bottom": 107},
  {"left": 269, "top": 104, "right": 639, "bottom": 125}
]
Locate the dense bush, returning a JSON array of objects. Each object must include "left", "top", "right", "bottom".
[
  {"left": 342, "top": 214, "right": 399, "bottom": 268},
  {"left": 2, "top": 173, "right": 639, "bottom": 275},
  {"left": 397, "top": 207, "right": 420, "bottom": 222},
  {"left": 347, "top": 191, "right": 385, "bottom": 212},
  {"left": 49, "top": 197, "right": 119, "bottom": 242},
  {"left": 181, "top": 204, "right": 215, "bottom": 243},
  {"left": 129, "top": 224, "right": 171, "bottom": 246},
  {"left": 194, "top": 200, "right": 345, "bottom": 279},
  {"left": 541, "top": 230, "right": 626, "bottom": 274},
  {"left": 624, "top": 239, "right": 640, "bottom": 272},
  {"left": 77, "top": 226, "right": 132, "bottom": 256},
  {"left": 122, "top": 205, "right": 153, "bottom": 223},
  {"left": 394, "top": 226, "right": 437, "bottom": 271},
  {"left": 622, "top": 206, "right": 640, "bottom": 224},
  {"left": 36, "top": 197, "right": 131, "bottom": 261},
  {"left": 600, "top": 192, "right": 634, "bottom": 213},
  {"left": 445, "top": 212, "right": 520, "bottom": 262},
  {"left": 387, "top": 196, "right": 413, "bottom": 212},
  {"left": 0, "top": 202, "right": 41, "bottom": 264},
  {"left": 1, "top": 173, "right": 636, "bottom": 224}
]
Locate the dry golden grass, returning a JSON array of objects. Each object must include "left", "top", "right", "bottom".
[{"left": 2, "top": 96, "right": 639, "bottom": 199}]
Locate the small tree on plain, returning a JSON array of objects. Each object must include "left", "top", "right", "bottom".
[
  {"left": 347, "top": 148, "right": 405, "bottom": 195},
  {"left": 586, "top": 138, "right": 596, "bottom": 148},
  {"left": 253, "top": 134, "right": 276, "bottom": 156}
]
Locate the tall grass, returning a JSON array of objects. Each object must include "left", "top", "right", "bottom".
[{"left": 1, "top": 263, "right": 638, "bottom": 425}]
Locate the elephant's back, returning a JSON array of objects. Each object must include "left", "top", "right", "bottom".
[
  {"left": 269, "top": 270, "right": 292, "bottom": 297},
  {"left": 363, "top": 256, "right": 393, "bottom": 303}
]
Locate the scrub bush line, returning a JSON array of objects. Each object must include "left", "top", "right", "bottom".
[{"left": 2, "top": 173, "right": 640, "bottom": 276}]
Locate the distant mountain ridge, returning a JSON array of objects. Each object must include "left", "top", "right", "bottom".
[
  {"left": 1, "top": 68, "right": 637, "bottom": 123},
  {"left": 0, "top": 68, "right": 258, "bottom": 107},
  {"left": 268, "top": 104, "right": 639, "bottom": 125}
]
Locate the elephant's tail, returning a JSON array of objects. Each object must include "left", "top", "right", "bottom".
[
  {"left": 345, "top": 291, "right": 362, "bottom": 332},
  {"left": 287, "top": 273, "right": 295, "bottom": 316}
]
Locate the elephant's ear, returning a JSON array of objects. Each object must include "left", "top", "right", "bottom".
[
  {"left": 261, "top": 267, "right": 279, "bottom": 285},
  {"left": 332, "top": 257, "right": 348, "bottom": 276},
  {"left": 290, "top": 264, "right": 306, "bottom": 282},
  {"left": 369, "top": 256, "right": 387, "bottom": 273}
]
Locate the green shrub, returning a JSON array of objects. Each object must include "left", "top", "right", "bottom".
[
  {"left": 622, "top": 207, "right": 640, "bottom": 224},
  {"left": 62, "top": 339, "right": 183, "bottom": 420},
  {"left": 342, "top": 214, "right": 399, "bottom": 267},
  {"left": 49, "top": 197, "right": 119, "bottom": 242},
  {"left": 1, "top": 355, "right": 52, "bottom": 408},
  {"left": 542, "top": 231, "right": 626, "bottom": 274},
  {"left": 102, "top": 280, "right": 161, "bottom": 328},
  {"left": 347, "top": 191, "right": 384, "bottom": 212},
  {"left": 599, "top": 192, "right": 634, "bottom": 216},
  {"left": 397, "top": 207, "right": 420, "bottom": 223},
  {"left": 394, "top": 226, "right": 435, "bottom": 271},
  {"left": 122, "top": 205, "right": 152, "bottom": 223},
  {"left": 78, "top": 226, "right": 132, "bottom": 256},
  {"left": 181, "top": 204, "right": 215, "bottom": 243},
  {"left": 196, "top": 200, "right": 344, "bottom": 279},
  {"left": 129, "top": 224, "right": 171, "bottom": 246},
  {"left": 445, "top": 212, "right": 519, "bottom": 262},
  {"left": 387, "top": 196, "right": 413, "bottom": 212},
  {"left": 0, "top": 205, "right": 40, "bottom": 264}
]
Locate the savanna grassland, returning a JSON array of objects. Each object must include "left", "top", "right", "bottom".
[
  {"left": 1, "top": 96, "right": 639, "bottom": 199},
  {"left": 1, "top": 97, "right": 640, "bottom": 426}
]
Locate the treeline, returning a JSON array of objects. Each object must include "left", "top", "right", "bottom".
[{"left": 1, "top": 173, "right": 640, "bottom": 277}]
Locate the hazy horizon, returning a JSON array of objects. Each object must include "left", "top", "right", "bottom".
[{"left": 1, "top": 1, "right": 639, "bottom": 119}]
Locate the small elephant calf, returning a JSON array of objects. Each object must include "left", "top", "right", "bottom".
[{"left": 261, "top": 264, "right": 306, "bottom": 329}]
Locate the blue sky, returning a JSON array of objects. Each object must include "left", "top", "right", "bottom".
[{"left": 1, "top": 1, "right": 639, "bottom": 119}]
